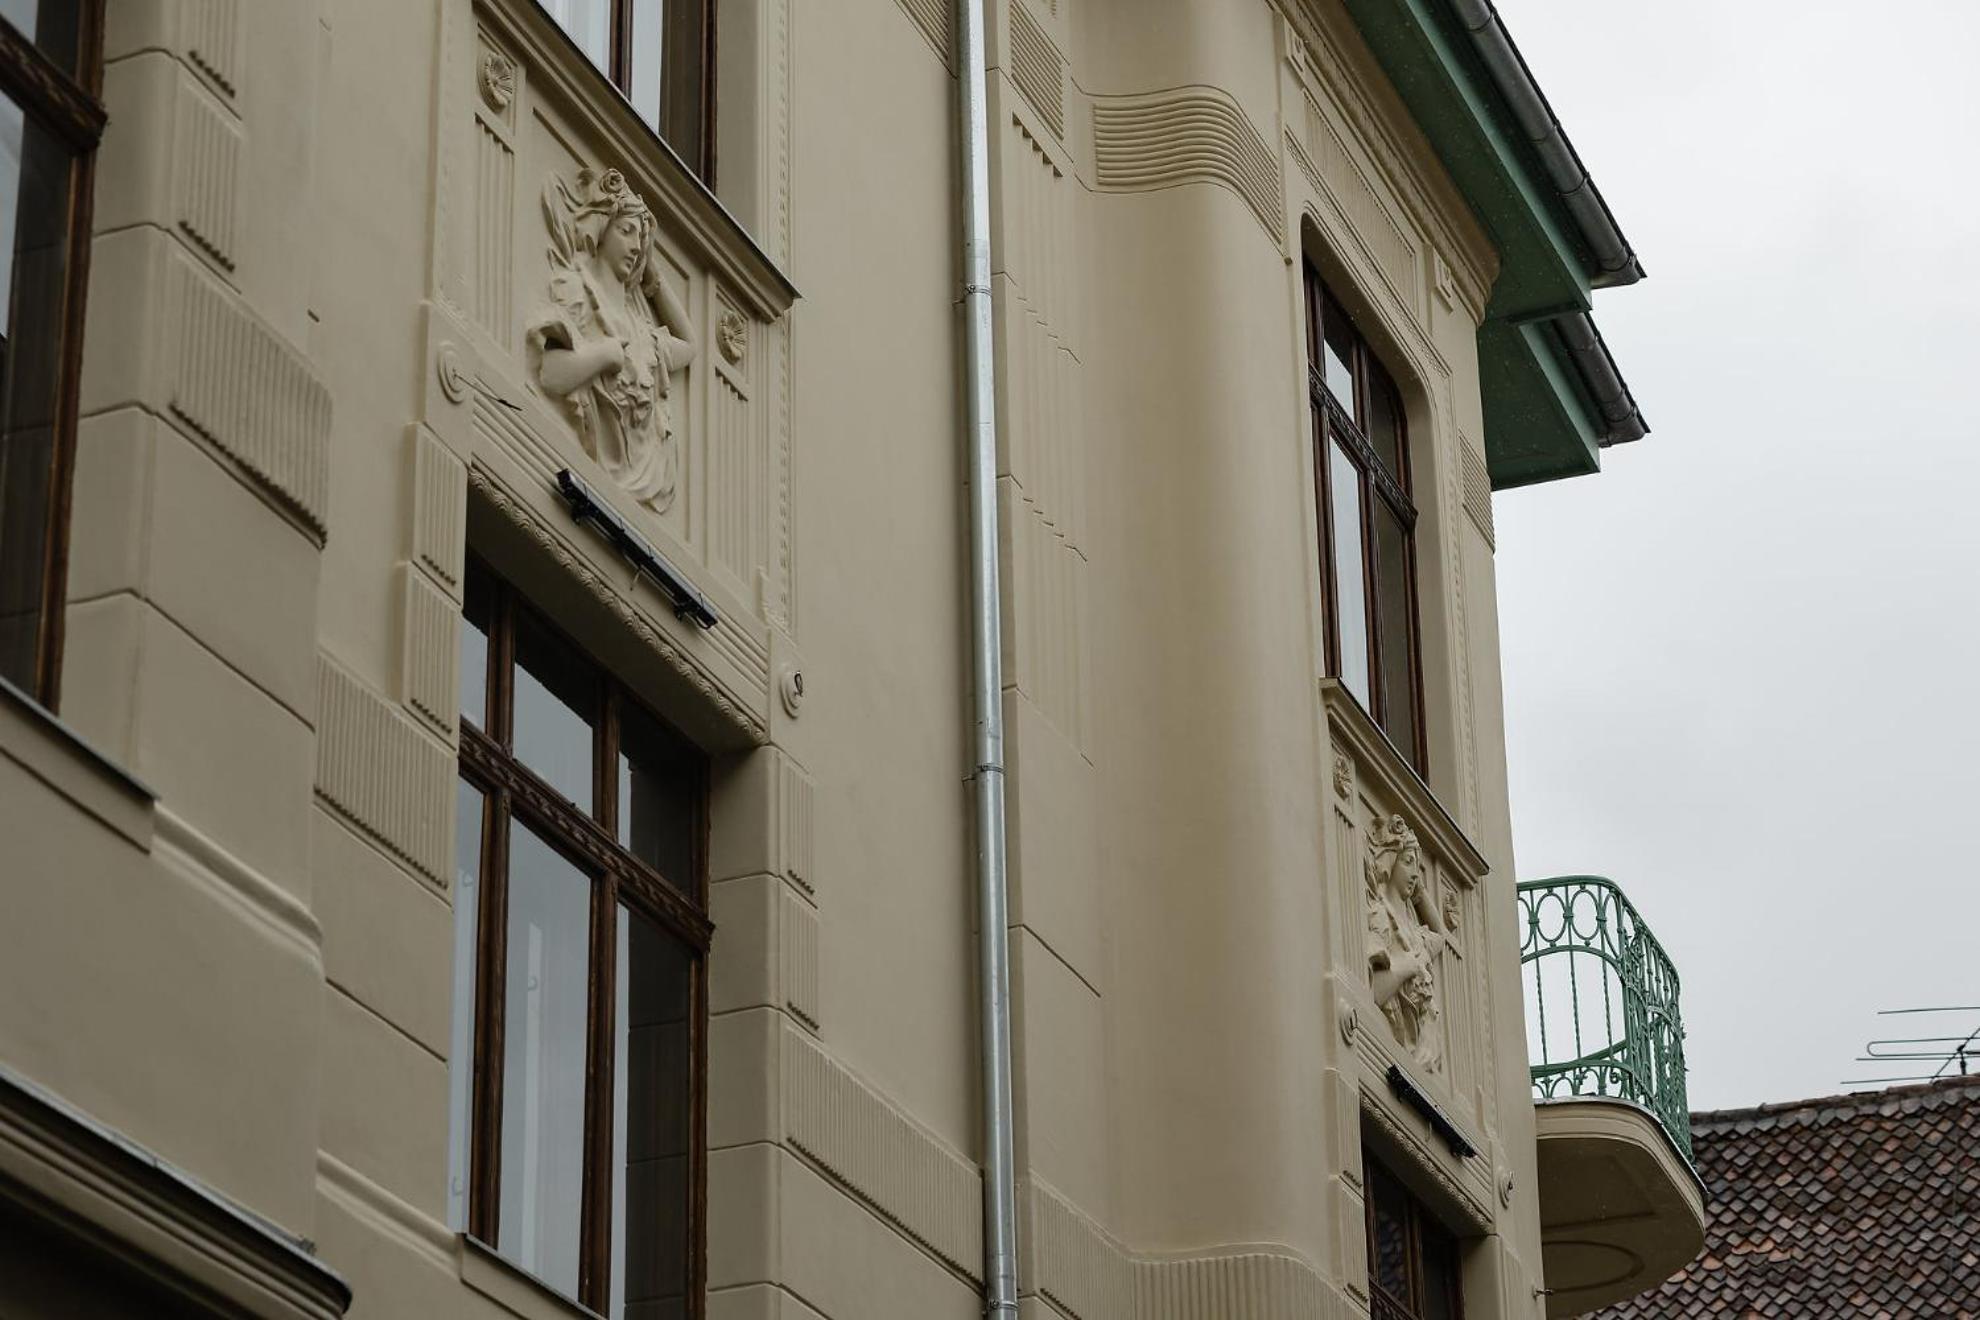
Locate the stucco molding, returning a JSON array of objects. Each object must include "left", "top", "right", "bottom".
[
  {"left": 466, "top": 462, "right": 771, "bottom": 744},
  {"left": 313, "top": 655, "right": 453, "bottom": 888},
  {"left": 1088, "top": 84, "right": 1285, "bottom": 243},
  {"left": 0, "top": 1065, "right": 351, "bottom": 1318},
  {"left": 154, "top": 806, "right": 324, "bottom": 966}
]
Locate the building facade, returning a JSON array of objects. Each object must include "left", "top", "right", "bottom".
[{"left": 0, "top": 1, "right": 1694, "bottom": 1318}]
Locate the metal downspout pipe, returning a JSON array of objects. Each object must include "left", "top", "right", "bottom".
[{"left": 955, "top": 0, "right": 1021, "bottom": 1316}]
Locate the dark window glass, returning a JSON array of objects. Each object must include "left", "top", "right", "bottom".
[
  {"left": 0, "top": 1, "right": 82, "bottom": 74},
  {"left": 540, "top": 0, "right": 714, "bottom": 181},
  {"left": 618, "top": 698, "right": 698, "bottom": 892},
  {"left": 514, "top": 609, "right": 599, "bottom": 812},
  {"left": 453, "top": 560, "right": 708, "bottom": 1316},
  {"left": 1306, "top": 267, "right": 1423, "bottom": 771},
  {"left": 0, "top": 88, "right": 85, "bottom": 697},
  {"left": 612, "top": 906, "right": 693, "bottom": 1316},
  {"left": 1364, "top": 1149, "right": 1466, "bottom": 1320}
]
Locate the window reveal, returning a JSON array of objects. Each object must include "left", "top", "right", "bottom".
[
  {"left": 535, "top": 0, "right": 715, "bottom": 182},
  {"left": 450, "top": 559, "right": 709, "bottom": 1317}
]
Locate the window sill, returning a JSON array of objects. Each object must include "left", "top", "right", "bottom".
[
  {"left": 1320, "top": 677, "right": 1486, "bottom": 882},
  {"left": 459, "top": 1235, "right": 604, "bottom": 1320},
  {"left": 0, "top": 674, "right": 155, "bottom": 849}
]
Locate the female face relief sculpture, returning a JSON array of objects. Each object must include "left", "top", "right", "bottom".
[
  {"left": 531, "top": 167, "right": 699, "bottom": 513},
  {"left": 1365, "top": 813, "right": 1449, "bottom": 1072}
]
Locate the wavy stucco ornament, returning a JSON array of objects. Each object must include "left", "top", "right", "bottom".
[
  {"left": 529, "top": 166, "right": 697, "bottom": 513},
  {"left": 1365, "top": 812, "right": 1449, "bottom": 1072}
]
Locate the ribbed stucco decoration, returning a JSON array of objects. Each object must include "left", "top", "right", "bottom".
[
  {"left": 1459, "top": 438, "right": 1494, "bottom": 545},
  {"left": 1028, "top": 1179, "right": 1356, "bottom": 1320},
  {"left": 181, "top": 0, "right": 241, "bottom": 97},
  {"left": 1091, "top": 86, "right": 1283, "bottom": 240},
  {"left": 1008, "top": 0, "right": 1065, "bottom": 136},
  {"left": 315, "top": 655, "right": 451, "bottom": 886},
  {"left": 167, "top": 256, "right": 331, "bottom": 538},
  {"left": 780, "top": 1028, "right": 983, "bottom": 1280},
  {"left": 172, "top": 74, "right": 240, "bottom": 272},
  {"left": 892, "top": 0, "right": 955, "bottom": 67}
]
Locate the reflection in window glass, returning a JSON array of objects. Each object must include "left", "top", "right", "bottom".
[
  {"left": 542, "top": 0, "right": 612, "bottom": 72},
  {"left": 498, "top": 824, "right": 593, "bottom": 1298},
  {"left": 1323, "top": 305, "right": 1357, "bottom": 407},
  {"left": 1373, "top": 504, "right": 1415, "bottom": 757},
  {"left": 629, "top": 0, "right": 663, "bottom": 131},
  {"left": 1422, "top": 1222, "right": 1461, "bottom": 1320},
  {"left": 460, "top": 569, "right": 492, "bottom": 730},
  {"left": 1330, "top": 444, "right": 1369, "bottom": 706},
  {"left": 1366, "top": 372, "right": 1403, "bottom": 481},
  {"left": 0, "top": 96, "right": 74, "bottom": 693},
  {"left": 610, "top": 907, "right": 692, "bottom": 1318},
  {"left": 446, "top": 780, "right": 486, "bottom": 1231},
  {"left": 618, "top": 700, "right": 696, "bottom": 892},
  {"left": 514, "top": 612, "right": 597, "bottom": 812},
  {"left": 1369, "top": 1165, "right": 1411, "bottom": 1302}
]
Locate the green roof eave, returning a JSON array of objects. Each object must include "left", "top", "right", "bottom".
[
  {"left": 1478, "top": 320, "right": 1605, "bottom": 489},
  {"left": 1340, "top": 0, "right": 1593, "bottom": 322}
]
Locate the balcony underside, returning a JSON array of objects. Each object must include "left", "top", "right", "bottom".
[{"left": 1533, "top": 1098, "right": 1705, "bottom": 1318}]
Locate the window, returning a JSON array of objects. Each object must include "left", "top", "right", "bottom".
[
  {"left": 538, "top": 0, "right": 715, "bottom": 181},
  {"left": 0, "top": 2, "right": 105, "bottom": 706},
  {"left": 1305, "top": 265, "right": 1424, "bottom": 771},
  {"left": 1365, "top": 1151, "right": 1464, "bottom": 1320},
  {"left": 450, "top": 559, "right": 710, "bottom": 1317}
]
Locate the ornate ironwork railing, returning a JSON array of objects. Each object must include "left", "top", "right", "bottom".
[{"left": 1517, "top": 876, "right": 1692, "bottom": 1161}]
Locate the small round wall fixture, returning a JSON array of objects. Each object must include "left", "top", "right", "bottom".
[{"left": 780, "top": 668, "right": 805, "bottom": 718}]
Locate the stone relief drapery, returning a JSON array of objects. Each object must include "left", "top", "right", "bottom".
[
  {"left": 1365, "top": 812, "right": 1449, "bottom": 1073},
  {"left": 529, "top": 166, "right": 697, "bottom": 513}
]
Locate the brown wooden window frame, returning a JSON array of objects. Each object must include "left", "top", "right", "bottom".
[
  {"left": 537, "top": 0, "right": 718, "bottom": 185},
  {"left": 0, "top": 4, "right": 107, "bottom": 709},
  {"left": 457, "top": 557, "right": 711, "bottom": 1316},
  {"left": 1305, "top": 262, "right": 1427, "bottom": 773},
  {"left": 1364, "top": 1149, "right": 1465, "bottom": 1320}
]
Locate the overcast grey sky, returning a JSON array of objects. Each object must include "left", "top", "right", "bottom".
[{"left": 1488, "top": 0, "right": 1980, "bottom": 1110}]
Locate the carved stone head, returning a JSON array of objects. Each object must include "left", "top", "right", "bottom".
[{"left": 559, "top": 167, "right": 657, "bottom": 288}]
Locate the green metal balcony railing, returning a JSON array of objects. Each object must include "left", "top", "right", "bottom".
[{"left": 1517, "top": 876, "right": 1692, "bottom": 1161}]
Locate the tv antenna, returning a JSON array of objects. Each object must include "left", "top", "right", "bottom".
[{"left": 1843, "top": 1006, "right": 1980, "bottom": 1088}]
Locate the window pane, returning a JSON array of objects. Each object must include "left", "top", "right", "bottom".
[
  {"left": 610, "top": 908, "right": 693, "bottom": 1319},
  {"left": 630, "top": 0, "right": 710, "bottom": 177},
  {"left": 1372, "top": 502, "right": 1416, "bottom": 762},
  {"left": 0, "top": 0, "right": 83, "bottom": 74},
  {"left": 514, "top": 611, "right": 598, "bottom": 812},
  {"left": 498, "top": 823, "right": 594, "bottom": 1298},
  {"left": 0, "top": 98, "right": 73, "bottom": 694},
  {"left": 460, "top": 568, "right": 492, "bottom": 730},
  {"left": 1365, "top": 370, "right": 1404, "bottom": 483},
  {"left": 446, "top": 780, "right": 486, "bottom": 1230},
  {"left": 1367, "top": 1163, "right": 1412, "bottom": 1303},
  {"left": 629, "top": 0, "right": 663, "bottom": 131},
  {"left": 542, "top": 0, "right": 612, "bottom": 73},
  {"left": 1329, "top": 442, "right": 1370, "bottom": 706},
  {"left": 1322, "top": 307, "right": 1356, "bottom": 408},
  {"left": 1420, "top": 1220, "right": 1462, "bottom": 1320},
  {"left": 618, "top": 700, "right": 697, "bottom": 892}
]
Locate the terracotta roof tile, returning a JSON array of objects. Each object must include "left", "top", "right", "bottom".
[{"left": 1591, "top": 1074, "right": 1980, "bottom": 1318}]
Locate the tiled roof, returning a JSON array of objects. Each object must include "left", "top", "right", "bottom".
[{"left": 1592, "top": 1074, "right": 1980, "bottom": 1318}]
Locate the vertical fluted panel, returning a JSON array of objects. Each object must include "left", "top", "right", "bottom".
[
  {"left": 173, "top": 77, "right": 241, "bottom": 270},
  {"left": 779, "top": 1028, "right": 983, "bottom": 1280},
  {"left": 780, "top": 888, "right": 819, "bottom": 1030},
  {"left": 167, "top": 255, "right": 331, "bottom": 537},
  {"left": 180, "top": 0, "right": 241, "bottom": 96},
  {"left": 473, "top": 123, "right": 515, "bottom": 342},
  {"left": 708, "top": 372, "right": 755, "bottom": 581},
  {"left": 777, "top": 754, "right": 814, "bottom": 896},
  {"left": 1009, "top": 0, "right": 1065, "bottom": 137},
  {"left": 401, "top": 567, "right": 459, "bottom": 738},
  {"left": 412, "top": 428, "right": 467, "bottom": 592},
  {"left": 315, "top": 655, "right": 452, "bottom": 887}
]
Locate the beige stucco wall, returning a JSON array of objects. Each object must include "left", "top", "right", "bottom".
[{"left": 0, "top": 0, "right": 1559, "bottom": 1317}]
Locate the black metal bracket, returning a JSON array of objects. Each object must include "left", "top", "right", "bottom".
[
  {"left": 1386, "top": 1064, "right": 1477, "bottom": 1159},
  {"left": 555, "top": 470, "right": 718, "bottom": 631}
]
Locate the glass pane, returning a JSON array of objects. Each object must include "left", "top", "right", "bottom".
[
  {"left": 514, "top": 610, "right": 598, "bottom": 812},
  {"left": 0, "top": 98, "right": 73, "bottom": 694},
  {"left": 542, "top": 0, "right": 613, "bottom": 73},
  {"left": 0, "top": 0, "right": 83, "bottom": 74},
  {"left": 460, "top": 568, "right": 492, "bottom": 730},
  {"left": 1372, "top": 503, "right": 1417, "bottom": 762},
  {"left": 1328, "top": 442, "right": 1370, "bottom": 707},
  {"left": 1421, "top": 1221, "right": 1462, "bottom": 1320},
  {"left": 629, "top": 0, "right": 663, "bottom": 131},
  {"left": 631, "top": 0, "right": 710, "bottom": 176},
  {"left": 1365, "top": 370, "right": 1404, "bottom": 483},
  {"left": 617, "top": 700, "right": 697, "bottom": 892},
  {"left": 1322, "top": 302, "right": 1356, "bottom": 408},
  {"left": 446, "top": 780, "right": 486, "bottom": 1231},
  {"left": 1367, "top": 1163, "right": 1412, "bottom": 1303},
  {"left": 497, "top": 823, "right": 594, "bottom": 1298},
  {"left": 610, "top": 908, "right": 693, "bottom": 1319}
]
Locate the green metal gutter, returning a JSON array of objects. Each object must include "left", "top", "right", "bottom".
[{"left": 1340, "top": 0, "right": 1648, "bottom": 487}]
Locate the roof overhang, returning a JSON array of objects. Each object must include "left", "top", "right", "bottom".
[{"left": 1340, "top": 0, "right": 1648, "bottom": 488}]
